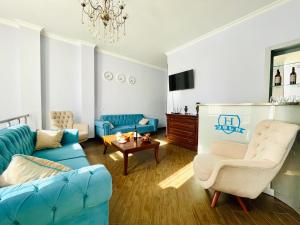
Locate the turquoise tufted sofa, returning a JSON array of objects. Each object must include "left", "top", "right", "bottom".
[
  {"left": 0, "top": 125, "right": 112, "bottom": 225},
  {"left": 95, "top": 114, "right": 159, "bottom": 138}
]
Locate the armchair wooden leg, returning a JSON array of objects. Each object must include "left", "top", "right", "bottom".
[
  {"left": 236, "top": 196, "right": 249, "bottom": 214},
  {"left": 211, "top": 191, "right": 221, "bottom": 208}
]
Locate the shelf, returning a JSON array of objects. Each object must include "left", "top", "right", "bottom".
[
  {"left": 272, "top": 84, "right": 300, "bottom": 88},
  {"left": 273, "top": 61, "right": 300, "bottom": 68}
]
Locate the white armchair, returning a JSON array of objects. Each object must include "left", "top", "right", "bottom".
[
  {"left": 49, "top": 111, "right": 89, "bottom": 143},
  {"left": 193, "top": 120, "right": 299, "bottom": 213}
]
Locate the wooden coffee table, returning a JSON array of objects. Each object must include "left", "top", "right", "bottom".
[
  {"left": 102, "top": 132, "right": 133, "bottom": 154},
  {"left": 111, "top": 139, "right": 160, "bottom": 175}
]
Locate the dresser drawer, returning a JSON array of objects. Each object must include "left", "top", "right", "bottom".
[{"left": 166, "top": 114, "right": 198, "bottom": 151}]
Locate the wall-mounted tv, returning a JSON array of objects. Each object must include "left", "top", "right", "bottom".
[{"left": 169, "top": 70, "right": 194, "bottom": 91}]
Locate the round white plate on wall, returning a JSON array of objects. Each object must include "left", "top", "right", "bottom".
[
  {"left": 128, "top": 76, "right": 136, "bottom": 85},
  {"left": 117, "top": 73, "right": 126, "bottom": 83},
  {"left": 103, "top": 71, "right": 113, "bottom": 81}
]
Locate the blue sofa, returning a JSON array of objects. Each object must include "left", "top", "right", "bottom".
[
  {"left": 0, "top": 125, "right": 112, "bottom": 225},
  {"left": 95, "top": 114, "right": 159, "bottom": 137}
]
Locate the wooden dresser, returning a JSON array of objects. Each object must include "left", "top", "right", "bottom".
[{"left": 166, "top": 114, "right": 199, "bottom": 151}]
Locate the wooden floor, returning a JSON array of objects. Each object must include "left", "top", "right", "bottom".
[{"left": 82, "top": 132, "right": 300, "bottom": 225}]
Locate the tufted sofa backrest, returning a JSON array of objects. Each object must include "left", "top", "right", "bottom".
[
  {"left": 0, "top": 125, "right": 35, "bottom": 173},
  {"left": 100, "top": 114, "right": 144, "bottom": 126},
  {"left": 245, "top": 120, "right": 299, "bottom": 163},
  {"left": 50, "top": 111, "right": 74, "bottom": 129}
]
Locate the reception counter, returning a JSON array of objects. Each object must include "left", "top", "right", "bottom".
[{"left": 198, "top": 103, "right": 300, "bottom": 214}]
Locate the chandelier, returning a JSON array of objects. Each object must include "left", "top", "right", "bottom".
[{"left": 80, "top": 0, "right": 128, "bottom": 43}]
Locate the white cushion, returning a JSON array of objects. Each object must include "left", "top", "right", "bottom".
[
  {"left": 139, "top": 118, "right": 149, "bottom": 125},
  {"left": 35, "top": 129, "right": 64, "bottom": 150},
  {"left": 0, "top": 154, "right": 71, "bottom": 187}
]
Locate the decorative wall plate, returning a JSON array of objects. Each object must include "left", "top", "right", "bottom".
[
  {"left": 128, "top": 76, "right": 136, "bottom": 85},
  {"left": 103, "top": 71, "right": 113, "bottom": 81},
  {"left": 117, "top": 73, "right": 126, "bottom": 83}
]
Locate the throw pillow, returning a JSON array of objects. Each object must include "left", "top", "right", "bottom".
[
  {"left": 0, "top": 154, "right": 71, "bottom": 187},
  {"left": 109, "top": 122, "right": 114, "bottom": 129},
  {"left": 139, "top": 118, "right": 149, "bottom": 125},
  {"left": 35, "top": 129, "right": 64, "bottom": 150}
]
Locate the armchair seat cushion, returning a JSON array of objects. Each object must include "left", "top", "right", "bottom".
[
  {"left": 33, "top": 143, "right": 86, "bottom": 162},
  {"left": 193, "top": 153, "right": 231, "bottom": 181}
]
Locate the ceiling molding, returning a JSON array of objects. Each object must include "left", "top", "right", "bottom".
[
  {"left": 79, "top": 41, "right": 96, "bottom": 48},
  {"left": 97, "top": 49, "right": 167, "bottom": 72},
  {"left": 0, "top": 17, "right": 165, "bottom": 71},
  {"left": 15, "top": 19, "right": 44, "bottom": 32},
  {"left": 165, "top": 0, "right": 290, "bottom": 56},
  {"left": 42, "top": 31, "right": 80, "bottom": 46},
  {"left": 0, "top": 17, "right": 18, "bottom": 28}
]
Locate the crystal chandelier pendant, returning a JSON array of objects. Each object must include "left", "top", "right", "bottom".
[{"left": 80, "top": 0, "right": 128, "bottom": 43}]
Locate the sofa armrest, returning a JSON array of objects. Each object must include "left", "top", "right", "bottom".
[
  {"left": 95, "top": 120, "right": 111, "bottom": 137},
  {"left": 210, "top": 141, "right": 248, "bottom": 159},
  {"left": 0, "top": 165, "right": 112, "bottom": 225},
  {"left": 61, "top": 129, "right": 79, "bottom": 145},
  {"left": 147, "top": 118, "right": 159, "bottom": 132}
]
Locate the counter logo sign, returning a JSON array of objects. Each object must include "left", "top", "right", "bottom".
[{"left": 215, "top": 114, "right": 245, "bottom": 134}]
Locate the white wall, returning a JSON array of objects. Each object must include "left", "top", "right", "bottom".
[
  {"left": 0, "top": 20, "right": 167, "bottom": 132},
  {"left": 167, "top": 0, "right": 300, "bottom": 112},
  {"left": 41, "top": 36, "right": 81, "bottom": 129},
  {"left": 0, "top": 24, "right": 20, "bottom": 120},
  {"left": 96, "top": 52, "right": 167, "bottom": 127},
  {"left": 79, "top": 44, "right": 95, "bottom": 137},
  {"left": 19, "top": 23, "right": 43, "bottom": 129}
]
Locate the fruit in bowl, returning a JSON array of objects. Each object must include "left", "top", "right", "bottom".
[{"left": 141, "top": 133, "right": 151, "bottom": 143}]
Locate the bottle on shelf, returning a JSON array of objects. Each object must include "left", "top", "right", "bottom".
[
  {"left": 290, "top": 67, "right": 297, "bottom": 85},
  {"left": 274, "top": 69, "right": 282, "bottom": 86},
  {"left": 134, "top": 125, "right": 138, "bottom": 142}
]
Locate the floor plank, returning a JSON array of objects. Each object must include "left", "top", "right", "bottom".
[{"left": 82, "top": 131, "right": 300, "bottom": 225}]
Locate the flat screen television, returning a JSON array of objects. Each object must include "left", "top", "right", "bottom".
[{"left": 169, "top": 70, "right": 194, "bottom": 91}]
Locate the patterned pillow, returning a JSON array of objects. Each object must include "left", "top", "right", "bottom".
[{"left": 0, "top": 154, "right": 71, "bottom": 187}]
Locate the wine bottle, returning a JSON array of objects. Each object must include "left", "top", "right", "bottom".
[
  {"left": 134, "top": 125, "right": 137, "bottom": 141},
  {"left": 290, "top": 67, "right": 297, "bottom": 85},
  {"left": 274, "top": 70, "right": 281, "bottom": 86}
]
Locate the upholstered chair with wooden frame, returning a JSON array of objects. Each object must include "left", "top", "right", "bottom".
[
  {"left": 49, "top": 111, "right": 89, "bottom": 143},
  {"left": 193, "top": 120, "right": 299, "bottom": 213}
]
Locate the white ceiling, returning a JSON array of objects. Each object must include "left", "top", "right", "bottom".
[{"left": 0, "top": 0, "right": 278, "bottom": 69}]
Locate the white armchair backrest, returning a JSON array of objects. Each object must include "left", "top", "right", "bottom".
[
  {"left": 245, "top": 120, "right": 299, "bottom": 163},
  {"left": 49, "top": 111, "right": 74, "bottom": 129}
]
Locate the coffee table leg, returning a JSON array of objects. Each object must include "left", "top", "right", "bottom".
[
  {"left": 123, "top": 152, "right": 128, "bottom": 175},
  {"left": 103, "top": 143, "right": 108, "bottom": 154},
  {"left": 154, "top": 145, "right": 159, "bottom": 164}
]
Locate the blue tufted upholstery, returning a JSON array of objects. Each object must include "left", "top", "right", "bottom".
[
  {"left": 95, "top": 114, "right": 159, "bottom": 137},
  {"left": 0, "top": 125, "right": 112, "bottom": 225},
  {"left": 0, "top": 125, "right": 35, "bottom": 174}
]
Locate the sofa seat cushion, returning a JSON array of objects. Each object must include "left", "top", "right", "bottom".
[
  {"left": 111, "top": 125, "right": 135, "bottom": 134},
  {"left": 57, "top": 157, "right": 90, "bottom": 169},
  {"left": 193, "top": 153, "right": 231, "bottom": 181},
  {"left": 136, "top": 124, "right": 155, "bottom": 133},
  {"left": 33, "top": 143, "right": 86, "bottom": 162}
]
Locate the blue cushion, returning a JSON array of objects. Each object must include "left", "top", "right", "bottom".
[
  {"left": 112, "top": 125, "right": 135, "bottom": 134},
  {"left": 58, "top": 157, "right": 90, "bottom": 169},
  {"left": 136, "top": 124, "right": 155, "bottom": 133},
  {"left": 32, "top": 143, "right": 86, "bottom": 162}
]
